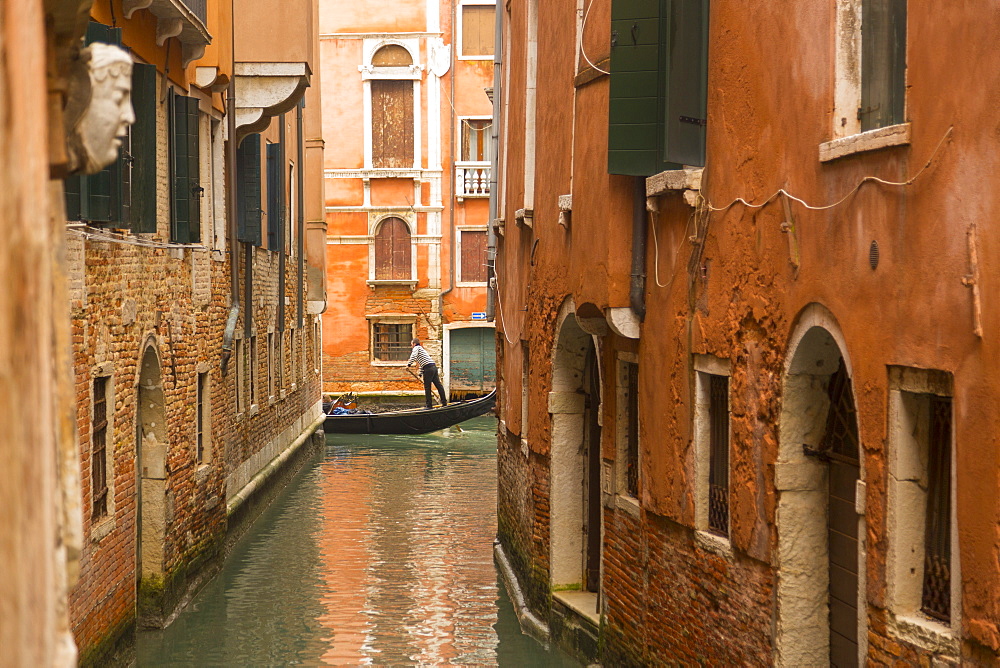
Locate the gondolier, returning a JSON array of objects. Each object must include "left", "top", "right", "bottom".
[{"left": 408, "top": 337, "right": 448, "bottom": 409}]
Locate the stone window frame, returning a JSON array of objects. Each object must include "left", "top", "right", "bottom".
[
  {"left": 90, "top": 362, "right": 116, "bottom": 542},
  {"left": 456, "top": 225, "right": 489, "bottom": 286},
  {"left": 886, "top": 366, "right": 962, "bottom": 653},
  {"left": 692, "top": 354, "right": 732, "bottom": 555},
  {"left": 360, "top": 38, "right": 423, "bottom": 172},
  {"left": 235, "top": 335, "right": 245, "bottom": 418},
  {"left": 367, "top": 314, "right": 417, "bottom": 367},
  {"left": 289, "top": 328, "right": 298, "bottom": 392},
  {"left": 267, "top": 331, "right": 276, "bottom": 404},
  {"left": 367, "top": 212, "right": 418, "bottom": 287},
  {"left": 457, "top": 0, "right": 495, "bottom": 60},
  {"left": 614, "top": 352, "right": 641, "bottom": 518},
  {"left": 819, "top": 0, "right": 911, "bottom": 162},
  {"left": 249, "top": 335, "right": 259, "bottom": 416}
]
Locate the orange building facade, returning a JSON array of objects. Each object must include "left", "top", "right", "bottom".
[{"left": 319, "top": 0, "right": 495, "bottom": 401}]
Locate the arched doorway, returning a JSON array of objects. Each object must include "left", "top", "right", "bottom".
[
  {"left": 549, "top": 302, "right": 602, "bottom": 601},
  {"left": 775, "top": 306, "right": 865, "bottom": 667},
  {"left": 136, "top": 344, "right": 167, "bottom": 591}
]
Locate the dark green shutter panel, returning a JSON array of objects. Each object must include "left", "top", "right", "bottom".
[
  {"left": 86, "top": 21, "right": 121, "bottom": 46},
  {"left": 170, "top": 94, "right": 201, "bottom": 243},
  {"left": 663, "top": 0, "right": 709, "bottom": 167},
  {"left": 237, "top": 134, "right": 262, "bottom": 246},
  {"left": 266, "top": 143, "right": 280, "bottom": 251},
  {"left": 64, "top": 175, "right": 82, "bottom": 220},
  {"left": 861, "top": 0, "right": 906, "bottom": 131},
  {"left": 87, "top": 161, "right": 114, "bottom": 222},
  {"left": 130, "top": 63, "right": 157, "bottom": 233},
  {"left": 608, "top": 0, "right": 667, "bottom": 176}
]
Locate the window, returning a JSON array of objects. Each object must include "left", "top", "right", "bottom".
[
  {"left": 91, "top": 376, "right": 110, "bottom": 519},
  {"left": 608, "top": 0, "right": 709, "bottom": 175},
  {"left": 237, "top": 133, "right": 262, "bottom": 246},
  {"left": 196, "top": 372, "right": 210, "bottom": 463},
  {"left": 290, "top": 329, "right": 297, "bottom": 386},
  {"left": 250, "top": 336, "right": 258, "bottom": 407},
  {"left": 372, "top": 322, "right": 412, "bottom": 362},
  {"left": 235, "top": 338, "right": 245, "bottom": 413},
  {"left": 370, "top": 45, "right": 415, "bottom": 169},
  {"left": 459, "top": 229, "right": 488, "bottom": 283},
  {"left": 694, "top": 356, "right": 730, "bottom": 542},
  {"left": 267, "top": 332, "right": 275, "bottom": 399},
  {"left": 617, "top": 357, "right": 640, "bottom": 498},
  {"left": 457, "top": 118, "right": 492, "bottom": 198},
  {"left": 460, "top": 1, "right": 495, "bottom": 57},
  {"left": 313, "top": 320, "right": 321, "bottom": 372},
  {"left": 887, "top": 367, "right": 955, "bottom": 632},
  {"left": 374, "top": 217, "right": 412, "bottom": 280},
  {"left": 860, "top": 0, "right": 906, "bottom": 131},
  {"left": 64, "top": 23, "right": 157, "bottom": 231},
  {"left": 266, "top": 142, "right": 281, "bottom": 250}
]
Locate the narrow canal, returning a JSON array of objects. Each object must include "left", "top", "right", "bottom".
[{"left": 137, "top": 416, "right": 578, "bottom": 666}]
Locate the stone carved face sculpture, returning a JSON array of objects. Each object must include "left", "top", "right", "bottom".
[{"left": 65, "top": 43, "right": 135, "bottom": 174}]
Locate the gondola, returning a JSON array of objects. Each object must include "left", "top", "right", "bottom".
[{"left": 323, "top": 389, "right": 497, "bottom": 435}]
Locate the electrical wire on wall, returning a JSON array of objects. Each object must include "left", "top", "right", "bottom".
[
  {"left": 579, "top": 0, "right": 609, "bottom": 75},
  {"left": 491, "top": 261, "right": 524, "bottom": 346},
  {"left": 68, "top": 225, "right": 210, "bottom": 251}
]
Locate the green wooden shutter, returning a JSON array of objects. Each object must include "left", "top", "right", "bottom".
[
  {"left": 861, "top": 0, "right": 906, "bottom": 131},
  {"left": 170, "top": 93, "right": 201, "bottom": 243},
  {"left": 608, "top": 0, "right": 667, "bottom": 176},
  {"left": 663, "top": 0, "right": 709, "bottom": 167},
  {"left": 130, "top": 63, "right": 157, "bottom": 233},
  {"left": 64, "top": 176, "right": 82, "bottom": 220},
  {"left": 237, "top": 134, "right": 262, "bottom": 246},
  {"left": 266, "top": 143, "right": 280, "bottom": 250}
]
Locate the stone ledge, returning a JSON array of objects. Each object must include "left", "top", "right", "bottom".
[
  {"left": 646, "top": 168, "right": 703, "bottom": 197},
  {"left": 819, "top": 123, "right": 911, "bottom": 162}
]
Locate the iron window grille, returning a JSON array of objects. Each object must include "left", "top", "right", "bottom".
[
  {"left": 921, "top": 395, "right": 952, "bottom": 623},
  {"left": 625, "top": 362, "right": 640, "bottom": 498},
  {"left": 91, "top": 376, "right": 109, "bottom": 519},
  {"left": 373, "top": 323, "right": 412, "bottom": 362},
  {"left": 707, "top": 374, "right": 729, "bottom": 537}
]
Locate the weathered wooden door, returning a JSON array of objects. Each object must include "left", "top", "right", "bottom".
[
  {"left": 583, "top": 349, "right": 602, "bottom": 592},
  {"left": 822, "top": 359, "right": 861, "bottom": 668},
  {"left": 449, "top": 327, "right": 496, "bottom": 396}
]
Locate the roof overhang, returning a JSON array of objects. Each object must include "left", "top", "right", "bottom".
[
  {"left": 122, "top": 0, "right": 212, "bottom": 67},
  {"left": 234, "top": 62, "right": 311, "bottom": 141}
]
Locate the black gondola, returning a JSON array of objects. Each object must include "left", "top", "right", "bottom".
[{"left": 323, "top": 389, "right": 496, "bottom": 435}]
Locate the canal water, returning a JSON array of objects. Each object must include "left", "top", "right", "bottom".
[{"left": 137, "top": 417, "right": 578, "bottom": 666}]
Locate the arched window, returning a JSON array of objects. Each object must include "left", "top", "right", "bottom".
[
  {"left": 371, "top": 45, "right": 414, "bottom": 168},
  {"left": 374, "top": 217, "right": 411, "bottom": 280}
]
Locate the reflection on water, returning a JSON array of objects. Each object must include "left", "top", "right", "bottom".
[{"left": 137, "top": 417, "right": 578, "bottom": 667}]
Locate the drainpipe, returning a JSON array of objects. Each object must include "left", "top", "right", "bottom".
[
  {"left": 629, "top": 176, "right": 646, "bottom": 321},
  {"left": 221, "top": 70, "right": 240, "bottom": 371},
  {"left": 485, "top": 0, "right": 502, "bottom": 321}
]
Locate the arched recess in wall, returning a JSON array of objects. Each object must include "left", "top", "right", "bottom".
[
  {"left": 373, "top": 216, "right": 413, "bottom": 280},
  {"left": 549, "top": 298, "right": 602, "bottom": 596},
  {"left": 775, "top": 303, "right": 867, "bottom": 668},
  {"left": 136, "top": 341, "right": 168, "bottom": 584}
]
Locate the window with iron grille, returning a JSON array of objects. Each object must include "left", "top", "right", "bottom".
[
  {"left": 92, "top": 376, "right": 109, "bottom": 519},
  {"left": 235, "top": 338, "right": 245, "bottom": 413},
  {"left": 921, "top": 396, "right": 952, "bottom": 623},
  {"left": 373, "top": 323, "right": 412, "bottom": 362},
  {"left": 707, "top": 374, "right": 729, "bottom": 537},
  {"left": 250, "top": 336, "right": 258, "bottom": 406},
  {"left": 267, "top": 332, "right": 275, "bottom": 399},
  {"left": 625, "top": 361, "right": 639, "bottom": 498}
]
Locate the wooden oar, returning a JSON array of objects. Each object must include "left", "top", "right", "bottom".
[{"left": 405, "top": 366, "right": 446, "bottom": 406}]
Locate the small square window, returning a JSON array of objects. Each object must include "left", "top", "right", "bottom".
[
  {"left": 372, "top": 322, "right": 413, "bottom": 362},
  {"left": 460, "top": 3, "right": 495, "bottom": 58}
]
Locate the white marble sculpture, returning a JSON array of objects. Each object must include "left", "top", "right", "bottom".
[{"left": 65, "top": 42, "right": 135, "bottom": 174}]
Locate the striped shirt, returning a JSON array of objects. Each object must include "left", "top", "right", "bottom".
[{"left": 407, "top": 344, "right": 434, "bottom": 369}]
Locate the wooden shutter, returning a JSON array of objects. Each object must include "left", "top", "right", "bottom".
[
  {"left": 371, "top": 80, "right": 414, "bottom": 168},
  {"left": 266, "top": 142, "right": 280, "bottom": 250},
  {"left": 461, "top": 230, "right": 487, "bottom": 282},
  {"left": 462, "top": 5, "right": 495, "bottom": 56},
  {"left": 170, "top": 93, "right": 201, "bottom": 243},
  {"left": 237, "top": 134, "right": 262, "bottom": 246},
  {"left": 664, "top": 0, "right": 709, "bottom": 167},
  {"left": 861, "top": 0, "right": 907, "bottom": 131},
  {"left": 131, "top": 63, "right": 157, "bottom": 233},
  {"left": 375, "top": 217, "right": 411, "bottom": 280},
  {"left": 608, "top": 0, "right": 668, "bottom": 176}
]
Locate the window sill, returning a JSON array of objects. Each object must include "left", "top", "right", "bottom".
[
  {"left": 819, "top": 123, "right": 911, "bottom": 162},
  {"left": 552, "top": 590, "right": 600, "bottom": 627},
  {"left": 194, "top": 464, "right": 212, "bottom": 483},
  {"left": 90, "top": 516, "right": 115, "bottom": 543},
  {"left": 268, "top": 395, "right": 276, "bottom": 406},
  {"left": 646, "top": 168, "right": 703, "bottom": 197},
  {"left": 290, "top": 382, "right": 297, "bottom": 392},
  {"left": 249, "top": 403, "right": 260, "bottom": 417},
  {"left": 456, "top": 281, "right": 488, "bottom": 288},
  {"left": 890, "top": 613, "right": 959, "bottom": 655},
  {"left": 367, "top": 280, "right": 418, "bottom": 288},
  {"left": 695, "top": 529, "right": 733, "bottom": 559},
  {"left": 459, "top": 54, "right": 493, "bottom": 61},
  {"left": 371, "top": 359, "right": 410, "bottom": 367},
  {"left": 615, "top": 494, "right": 641, "bottom": 519},
  {"left": 279, "top": 389, "right": 287, "bottom": 400}
]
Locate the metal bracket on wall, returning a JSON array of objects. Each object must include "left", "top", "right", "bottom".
[{"left": 780, "top": 191, "right": 800, "bottom": 278}]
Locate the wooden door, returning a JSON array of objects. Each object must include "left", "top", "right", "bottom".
[{"left": 822, "top": 359, "right": 860, "bottom": 668}]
